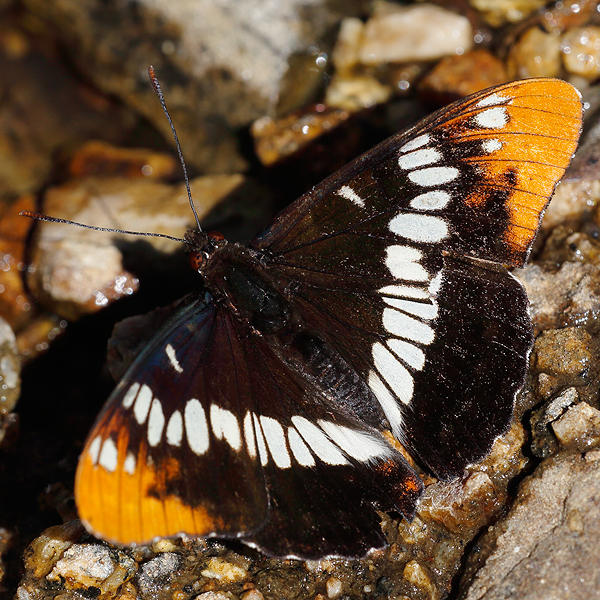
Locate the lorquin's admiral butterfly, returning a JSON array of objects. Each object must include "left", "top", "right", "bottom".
[{"left": 45, "top": 78, "right": 584, "bottom": 559}]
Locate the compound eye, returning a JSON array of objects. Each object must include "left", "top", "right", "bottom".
[
  {"left": 189, "top": 250, "right": 205, "bottom": 272},
  {"left": 207, "top": 231, "right": 225, "bottom": 242}
]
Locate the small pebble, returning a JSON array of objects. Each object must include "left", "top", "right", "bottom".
[
  {"left": 563, "top": 26, "right": 600, "bottom": 78},
  {"left": 359, "top": 3, "right": 472, "bottom": 64}
]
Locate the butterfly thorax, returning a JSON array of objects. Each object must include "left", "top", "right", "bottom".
[{"left": 185, "top": 229, "right": 290, "bottom": 334}]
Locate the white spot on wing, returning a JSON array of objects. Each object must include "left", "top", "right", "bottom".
[
  {"left": 400, "top": 133, "right": 430, "bottom": 153},
  {"left": 244, "top": 411, "right": 256, "bottom": 459},
  {"left": 429, "top": 270, "right": 444, "bottom": 295},
  {"left": 385, "top": 245, "right": 429, "bottom": 281},
  {"left": 368, "top": 371, "right": 404, "bottom": 435},
  {"left": 291, "top": 416, "right": 349, "bottom": 466},
  {"left": 384, "top": 297, "right": 438, "bottom": 320},
  {"left": 337, "top": 185, "right": 365, "bottom": 207},
  {"left": 122, "top": 383, "right": 139, "bottom": 409},
  {"left": 210, "top": 405, "right": 242, "bottom": 451},
  {"left": 287, "top": 426, "right": 316, "bottom": 467},
  {"left": 124, "top": 452, "right": 136, "bottom": 475},
  {"left": 89, "top": 436, "right": 102, "bottom": 465},
  {"left": 475, "top": 92, "right": 510, "bottom": 108},
  {"left": 398, "top": 148, "right": 441, "bottom": 170},
  {"left": 98, "top": 438, "right": 118, "bottom": 473},
  {"left": 253, "top": 414, "right": 269, "bottom": 466},
  {"left": 475, "top": 107, "right": 508, "bottom": 129},
  {"left": 387, "top": 338, "right": 426, "bottom": 371},
  {"left": 389, "top": 213, "right": 449, "bottom": 243},
  {"left": 260, "top": 416, "right": 291, "bottom": 469},
  {"left": 379, "top": 284, "right": 429, "bottom": 299},
  {"left": 482, "top": 138, "right": 502, "bottom": 153},
  {"left": 409, "top": 166, "right": 459, "bottom": 187},
  {"left": 165, "top": 343, "right": 183, "bottom": 374},
  {"left": 166, "top": 410, "right": 183, "bottom": 446},
  {"left": 410, "top": 190, "right": 451, "bottom": 210},
  {"left": 373, "top": 342, "right": 414, "bottom": 405},
  {"left": 147, "top": 398, "right": 165, "bottom": 447},
  {"left": 318, "top": 421, "right": 391, "bottom": 463},
  {"left": 134, "top": 385, "right": 153, "bottom": 424},
  {"left": 383, "top": 307, "right": 435, "bottom": 344},
  {"left": 184, "top": 398, "right": 209, "bottom": 455}
]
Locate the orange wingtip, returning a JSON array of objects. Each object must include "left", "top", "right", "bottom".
[
  {"left": 457, "top": 78, "right": 583, "bottom": 266},
  {"left": 75, "top": 435, "right": 222, "bottom": 546}
]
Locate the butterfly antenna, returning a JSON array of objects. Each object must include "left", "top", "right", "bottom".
[
  {"left": 19, "top": 211, "right": 186, "bottom": 243},
  {"left": 148, "top": 66, "right": 202, "bottom": 232}
]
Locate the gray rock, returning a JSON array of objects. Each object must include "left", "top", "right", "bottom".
[
  {"left": 460, "top": 453, "right": 600, "bottom": 599},
  {"left": 22, "top": 0, "right": 358, "bottom": 173},
  {"left": 0, "top": 317, "right": 20, "bottom": 423}
]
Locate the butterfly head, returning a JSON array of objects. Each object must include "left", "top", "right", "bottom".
[{"left": 185, "top": 229, "right": 227, "bottom": 273}]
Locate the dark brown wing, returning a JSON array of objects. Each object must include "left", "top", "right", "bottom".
[
  {"left": 250, "top": 79, "right": 582, "bottom": 478},
  {"left": 76, "top": 293, "right": 422, "bottom": 558}
]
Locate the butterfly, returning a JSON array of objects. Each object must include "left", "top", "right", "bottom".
[{"left": 73, "top": 78, "right": 582, "bottom": 559}]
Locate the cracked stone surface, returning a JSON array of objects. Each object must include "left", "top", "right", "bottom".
[{"left": 460, "top": 452, "right": 600, "bottom": 600}]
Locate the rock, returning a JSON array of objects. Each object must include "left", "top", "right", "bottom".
[
  {"left": 552, "top": 401, "right": 600, "bottom": 451},
  {"left": 138, "top": 552, "right": 181, "bottom": 595},
  {"left": 542, "top": 0, "right": 600, "bottom": 33},
  {"left": 0, "top": 26, "right": 135, "bottom": 197},
  {"left": 460, "top": 454, "right": 600, "bottom": 599},
  {"left": 359, "top": 3, "right": 473, "bottom": 65},
  {"left": 419, "top": 50, "right": 508, "bottom": 103},
  {"left": 534, "top": 327, "right": 593, "bottom": 380},
  {"left": 518, "top": 261, "right": 600, "bottom": 331},
  {"left": 241, "top": 590, "right": 264, "bottom": 600},
  {"left": 21, "top": 0, "right": 359, "bottom": 173},
  {"left": 251, "top": 106, "right": 351, "bottom": 166},
  {"left": 403, "top": 560, "right": 434, "bottom": 595},
  {"left": 507, "top": 26, "right": 562, "bottom": 78},
  {"left": 469, "top": 0, "right": 547, "bottom": 27},
  {"left": 331, "top": 17, "right": 364, "bottom": 74},
  {"left": 0, "top": 196, "right": 35, "bottom": 330},
  {"left": 325, "top": 576, "right": 343, "bottom": 598},
  {"left": 419, "top": 472, "right": 501, "bottom": 533},
  {"left": 562, "top": 26, "right": 600, "bottom": 79},
  {"left": 201, "top": 556, "right": 250, "bottom": 582},
  {"left": 325, "top": 74, "right": 393, "bottom": 111},
  {"left": 541, "top": 180, "right": 600, "bottom": 234},
  {"left": 27, "top": 173, "right": 243, "bottom": 319},
  {"left": 69, "top": 141, "right": 177, "bottom": 180},
  {"left": 530, "top": 387, "right": 579, "bottom": 458},
  {"left": 0, "top": 316, "right": 20, "bottom": 421}
]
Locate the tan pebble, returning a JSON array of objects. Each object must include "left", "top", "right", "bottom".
[
  {"left": 470, "top": 0, "right": 546, "bottom": 27},
  {"left": 403, "top": 560, "right": 434, "bottom": 594},
  {"left": 563, "top": 27, "right": 600, "bottom": 78},
  {"left": 151, "top": 539, "right": 178, "bottom": 553},
  {"left": 332, "top": 18, "right": 364, "bottom": 73},
  {"left": 534, "top": 327, "right": 592, "bottom": 378},
  {"left": 326, "top": 577, "right": 343, "bottom": 598},
  {"left": 201, "top": 557, "right": 248, "bottom": 582},
  {"left": 241, "top": 589, "right": 264, "bottom": 600},
  {"left": 359, "top": 4, "right": 472, "bottom": 64},
  {"left": 325, "top": 74, "right": 392, "bottom": 111},
  {"left": 507, "top": 27, "right": 561, "bottom": 78},
  {"left": 552, "top": 402, "right": 600, "bottom": 451}
]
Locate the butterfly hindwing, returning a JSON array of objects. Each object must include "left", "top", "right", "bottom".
[
  {"left": 76, "top": 296, "right": 270, "bottom": 545},
  {"left": 76, "top": 294, "right": 423, "bottom": 557}
]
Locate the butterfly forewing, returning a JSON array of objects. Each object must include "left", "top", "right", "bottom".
[
  {"left": 76, "top": 78, "right": 582, "bottom": 558},
  {"left": 251, "top": 79, "right": 582, "bottom": 478}
]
